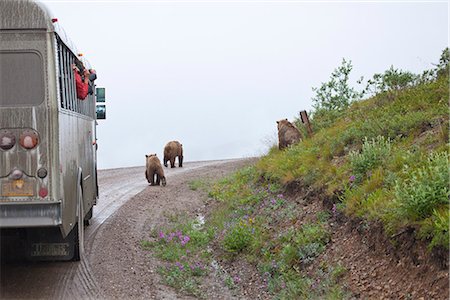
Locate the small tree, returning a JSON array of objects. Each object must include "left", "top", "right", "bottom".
[
  {"left": 364, "top": 66, "right": 417, "bottom": 96},
  {"left": 312, "top": 58, "right": 362, "bottom": 112},
  {"left": 436, "top": 47, "right": 449, "bottom": 78},
  {"left": 311, "top": 58, "right": 363, "bottom": 130}
]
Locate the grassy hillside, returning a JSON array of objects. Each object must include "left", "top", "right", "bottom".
[{"left": 257, "top": 63, "right": 449, "bottom": 251}]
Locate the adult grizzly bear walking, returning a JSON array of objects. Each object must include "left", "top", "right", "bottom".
[
  {"left": 145, "top": 154, "right": 166, "bottom": 186},
  {"left": 163, "top": 141, "right": 183, "bottom": 168},
  {"left": 277, "top": 118, "right": 302, "bottom": 150}
]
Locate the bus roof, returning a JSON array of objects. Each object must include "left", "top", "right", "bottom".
[{"left": 0, "top": 0, "right": 92, "bottom": 68}]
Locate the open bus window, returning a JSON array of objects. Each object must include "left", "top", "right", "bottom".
[{"left": 0, "top": 51, "right": 44, "bottom": 107}]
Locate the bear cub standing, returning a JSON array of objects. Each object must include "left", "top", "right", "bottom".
[{"left": 145, "top": 154, "right": 166, "bottom": 186}]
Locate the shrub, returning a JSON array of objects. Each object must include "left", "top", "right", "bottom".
[
  {"left": 419, "top": 208, "right": 449, "bottom": 250},
  {"left": 349, "top": 136, "right": 391, "bottom": 183},
  {"left": 394, "top": 151, "right": 449, "bottom": 221},
  {"left": 222, "top": 220, "right": 254, "bottom": 253},
  {"left": 364, "top": 65, "right": 418, "bottom": 96}
]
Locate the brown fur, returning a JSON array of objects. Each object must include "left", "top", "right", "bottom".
[
  {"left": 163, "top": 141, "right": 183, "bottom": 168},
  {"left": 145, "top": 154, "right": 166, "bottom": 186},
  {"left": 277, "top": 119, "right": 302, "bottom": 150}
]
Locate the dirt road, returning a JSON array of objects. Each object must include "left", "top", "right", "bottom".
[{"left": 0, "top": 159, "right": 252, "bottom": 299}]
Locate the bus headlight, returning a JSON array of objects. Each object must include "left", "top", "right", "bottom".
[
  {"left": 0, "top": 130, "right": 16, "bottom": 150},
  {"left": 19, "top": 129, "right": 39, "bottom": 150}
]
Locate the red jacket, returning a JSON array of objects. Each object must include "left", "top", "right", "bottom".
[{"left": 74, "top": 70, "right": 88, "bottom": 100}]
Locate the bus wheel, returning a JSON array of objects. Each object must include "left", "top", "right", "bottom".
[{"left": 73, "top": 182, "right": 84, "bottom": 261}]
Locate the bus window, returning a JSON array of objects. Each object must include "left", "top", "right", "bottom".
[{"left": 0, "top": 51, "right": 44, "bottom": 107}]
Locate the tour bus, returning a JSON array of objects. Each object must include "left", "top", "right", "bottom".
[{"left": 0, "top": 0, "right": 105, "bottom": 261}]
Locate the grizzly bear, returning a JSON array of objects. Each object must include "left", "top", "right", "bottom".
[
  {"left": 277, "top": 118, "right": 302, "bottom": 150},
  {"left": 145, "top": 154, "right": 166, "bottom": 186},
  {"left": 163, "top": 141, "right": 183, "bottom": 168}
]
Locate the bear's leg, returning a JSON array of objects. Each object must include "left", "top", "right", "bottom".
[
  {"left": 156, "top": 174, "right": 161, "bottom": 186},
  {"left": 150, "top": 172, "right": 155, "bottom": 185},
  {"left": 163, "top": 157, "right": 168, "bottom": 168},
  {"left": 170, "top": 158, "right": 175, "bottom": 168},
  {"left": 145, "top": 170, "right": 149, "bottom": 183},
  {"left": 157, "top": 170, "right": 166, "bottom": 186},
  {"left": 178, "top": 155, "right": 183, "bottom": 168}
]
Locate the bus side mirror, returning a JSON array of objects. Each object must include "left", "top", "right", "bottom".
[
  {"left": 96, "top": 87, "right": 105, "bottom": 102},
  {"left": 96, "top": 87, "right": 106, "bottom": 119},
  {"left": 96, "top": 105, "right": 106, "bottom": 120}
]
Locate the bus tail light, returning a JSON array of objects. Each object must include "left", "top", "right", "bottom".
[
  {"left": 39, "top": 187, "right": 48, "bottom": 198},
  {"left": 0, "top": 130, "right": 16, "bottom": 150},
  {"left": 20, "top": 129, "right": 39, "bottom": 149}
]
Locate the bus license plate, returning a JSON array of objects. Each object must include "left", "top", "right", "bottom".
[
  {"left": 31, "top": 243, "right": 70, "bottom": 257},
  {"left": 1, "top": 179, "right": 34, "bottom": 197}
]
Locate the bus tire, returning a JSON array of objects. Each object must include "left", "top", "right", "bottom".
[
  {"left": 72, "top": 181, "right": 84, "bottom": 261},
  {"left": 84, "top": 206, "right": 93, "bottom": 226}
]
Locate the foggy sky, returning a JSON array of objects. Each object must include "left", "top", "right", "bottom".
[{"left": 42, "top": 0, "right": 448, "bottom": 169}]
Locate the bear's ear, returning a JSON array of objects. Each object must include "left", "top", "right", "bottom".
[
  {"left": 145, "top": 155, "right": 148, "bottom": 158},
  {"left": 285, "top": 118, "right": 288, "bottom": 121},
  {"left": 276, "top": 121, "right": 279, "bottom": 124}
]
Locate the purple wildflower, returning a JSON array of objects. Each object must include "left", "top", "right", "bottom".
[
  {"left": 277, "top": 194, "right": 284, "bottom": 199},
  {"left": 349, "top": 175, "right": 355, "bottom": 182},
  {"left": 175, "top": 261, "right": 184, "bottom": 270},
  {"left": 167, "top": 232, "right": 175, "bottom": 242},
  {"left": 233, "top": 276, "right": 241, "bottom": 283},
  {"left": 180, "top": 235, "right": 190, "bottom": 246},
  {"left": 271, "top": 198, "right": 276, "bottom": 205},
  {"left": 158, "top": 231, "right": 165, "bottom": 239}
]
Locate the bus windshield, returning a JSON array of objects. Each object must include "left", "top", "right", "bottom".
[{"left": 0, "top": 51, "right": 44, "bottom": 107}]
